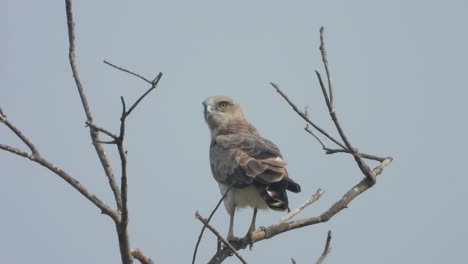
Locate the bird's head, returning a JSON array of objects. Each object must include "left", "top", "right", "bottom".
[{"left": 203, "top": 96, "right": 244, "bottom": 131}]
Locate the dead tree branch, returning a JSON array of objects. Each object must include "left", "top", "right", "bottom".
[
  {"left": 205, "top": 157, "right": 391, "bottom": 263},
  {"left": 131, "top": 249, "right": 155, "bottom": 264},
  {"left": 104, "top": 60, "right": 154, "bottom": 85},
  {"left": 192, "top": 187, "right": 247, "bottom": 264},
  {"left": 65, "top": 0, "right": 122, "bottom": 210},
  {"left": 315, "top": 231, "right": 332, "bottom": 264},
  {"left": 195, "top": 212, "right": 247, "bottom": 264},
  {"left": 202, "top": 27, "right": 393, "bottom": 263},
  {"left": 1, "top": 1, "right": 160, "bottom": 263},
  {"left": 0, "top": 112, "right": 120, "bottom": 222}
]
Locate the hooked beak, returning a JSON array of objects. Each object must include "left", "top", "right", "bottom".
[{"left": 203, "top": 102, "right": 213, "bottom": 119}]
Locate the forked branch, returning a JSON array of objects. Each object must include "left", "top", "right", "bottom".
[
  {"left": 200, "top": 27, "right": 393, "bottom": 264},
  {"left": 1, "top": 1, "right": 159, "bottom": 264}
]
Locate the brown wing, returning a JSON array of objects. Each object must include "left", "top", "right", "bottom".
[{"left": 210, "top": 133, "right": 301, "bottom": 211}]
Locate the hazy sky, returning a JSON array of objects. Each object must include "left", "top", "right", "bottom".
[{"left": 2, "top": 0, "right": 468, "bottom": 263}]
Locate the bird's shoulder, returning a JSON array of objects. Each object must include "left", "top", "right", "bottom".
[{"left": 212, "top": 131, "right": 282, "bottom": 160}]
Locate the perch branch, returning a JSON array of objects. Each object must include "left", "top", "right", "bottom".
[
  {"left": 315, "top": 230, "right": 332, "bottom": 264},
  {"left": 207, "top": 156, "right": 392, "bottom": 262},
  {"left": 65, "top": 0, "right": 122, "bottom": 210}
]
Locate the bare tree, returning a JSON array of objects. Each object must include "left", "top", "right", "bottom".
[
  {"left": 193, "top": 27, "right": 393, "bottom": 263},
  {"left": 1, "top": 1, "right": 160, "bottom": 263},
  {"left": 1, "top": 1, "right": 392, "bottom": 264}
]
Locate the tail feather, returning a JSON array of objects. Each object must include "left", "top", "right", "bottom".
[{"left": 286, "top": 178, "right": 301, "bottom": 193}]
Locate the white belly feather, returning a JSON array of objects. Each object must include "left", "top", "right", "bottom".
[{"left": 218, "top": 183, "right": 269, "bottom": 215}]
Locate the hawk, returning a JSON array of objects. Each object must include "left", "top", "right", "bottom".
[{"left": 203, "top": 95, "right": 301, "bottom": 241}]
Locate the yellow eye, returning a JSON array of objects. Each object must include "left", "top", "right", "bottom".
[{"left": 218, "top": 102, "right": 228, "bottom": 109}]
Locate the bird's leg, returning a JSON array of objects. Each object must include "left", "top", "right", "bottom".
[
  {"left": 227, "top": 210, "right": 236, "bottom": 241},
  {"left": 247, "top": 208, "right": 258, "bottom": 235},
  {"left": 244, "top": 208, "right": 258, "bottom": 249}
]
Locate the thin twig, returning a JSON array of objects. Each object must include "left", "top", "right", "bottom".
[
  {"left": 319, "top": 27, "right": 334, "bottom": 107},
  {"left": 116, "top": 95, "right": 132, "bottom": 263},
  {"left": 316, "top": 28, "right": 375, "bottom": 183},
  {"left": 195, "top": 212, "right": 247, "bottom": 264},
  {"left": 104, "top": 60, "right": 153, "bottom": 85},
  {"left": 0, "top": 106, "right": 6, "bottom": 121},
  {"left": 304, "top": 126, "right": 327, "bottom": 150},
  {"left": 86, "top": 121, "right": 118, "bottom": 139},
  {"left": 65, "top": 0, "right": 122, "bottom": 211},
  {"left": 279, "top": 188, "right": 325, "bottom": 223},
  {"left": 1, "top": 113, "right": 39, "bottom": 155},
  {"left": 125, "top": 72, "right": 163, "bottom": 118},
  {"left": 92, "top": 140, "right": 117, "bottom": 145},
  {"left": 271, "top": 82, "right": 347, "bottom": 150},
  {"left": 305, "top": 126, "right": 385, "bottom": 162},
  {"left": 0, "top": 144, "right": 31, "bottom": 159},
  {"left": 192, "top": 188, "right": 232, "bottom": 264},
  {"left": 324, "top": 148, "right": 385, "bottom": 162},
  {"left": 315, "top": 230, "right": 332, "bottom": 264}
]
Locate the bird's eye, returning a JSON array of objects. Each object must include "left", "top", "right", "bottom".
[{"left": 218, "top": 102, "right": 228, "bottom": 109}]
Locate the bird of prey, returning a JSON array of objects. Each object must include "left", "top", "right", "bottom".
[{"left": 203, "top": 95, "right": 301, "bottom": 241}]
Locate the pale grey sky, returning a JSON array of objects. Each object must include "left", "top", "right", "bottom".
[{"left": 2, "top": 0, "right": 468, "bottom": 263}]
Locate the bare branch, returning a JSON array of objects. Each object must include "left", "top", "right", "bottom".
[
  {"left": 1, "top": 109, "right": 120, "bottom": 222},
  {"left": 291, "top": 258, "right": 297, "bottom": 264},
  {"left": 0, "top": 144, "right": 31, "bottom": 159},
  {"left": 250, "top": 157, "right": 392, "bottom": 242},
  {"left": 305, "top": 126, "right": 386, "bottom": 162},
  {"left": 195, "top": 212, "right": 247, "bottom": 264},
  {"left": 271, "top": 82, "right": 347, "bottom": 150},
  {"left": 323, "top": 148, "right": 386, "bottom": 162},
  {"left": 86, "top": 121, "right": 118, "bottom": 140},
  {"left": 315, "top": 230, "right": 332, "bottom": 264},
  {"left": 65, "top": 0, "right": 122, "bottom": 211},
  {"left": 208, "top": 157, "right": 392, "bottom": 262},
  {"left": 193, "top": 188, "right": 232, "bottom": 264},
  {"left": 125, "top": 72, "right": 163, "bottom": 118},
  {"left": 316, "top": 28, "right": 375, "bottom": 183},
  {"left": 319, "top": 26, "right": 334, "bottom": 107},
  {"left": 104, "top": 60, "right": 153, "bottom": 85},
  {"left": 279, "top": 188, "right": 325, "bottom": 223},
  {"left": 131, "top": 249, "right": 155, "bottom": 264},
  {"left": 1, "top": 112, "right": 39, "bottom": 155}
]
